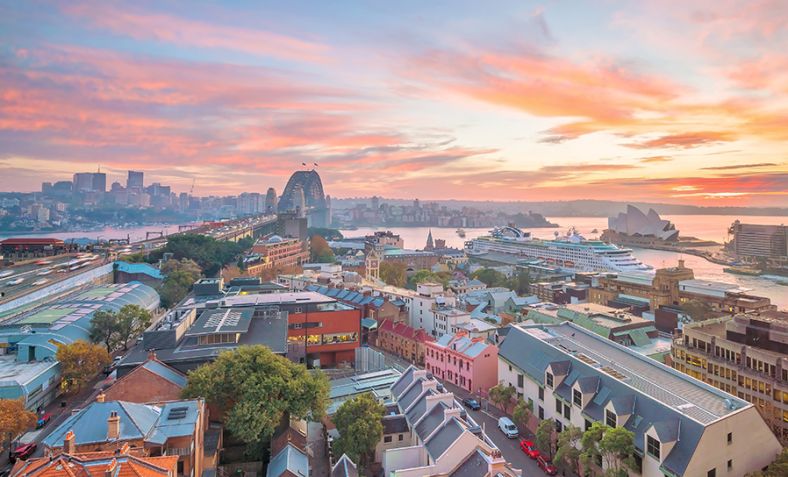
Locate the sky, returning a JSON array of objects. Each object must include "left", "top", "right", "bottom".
[{"left": 1, "top": 0, "right": 787, "bottom": 206}]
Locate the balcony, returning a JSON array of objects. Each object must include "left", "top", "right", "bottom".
[{"left": 166, "top": 447, "right": 191, "bottom": 456}]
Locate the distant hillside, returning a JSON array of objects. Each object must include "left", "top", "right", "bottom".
[{"left": 332, "top": 198, "right": 788, "bottom": 217}]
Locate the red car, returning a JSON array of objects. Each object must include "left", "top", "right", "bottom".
[
  {"left": 536, "top": 455, "right": 558, "bottom": 476},
  {"left": 10, "top": 442, "right": 37, "bottom": 462},
  {"left": 519, "top": 439, "right": 540, "bottom": 459}
]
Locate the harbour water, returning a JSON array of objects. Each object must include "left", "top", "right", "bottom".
[{"left": 343, "top": 214, "right": 788, "bottom": 309}]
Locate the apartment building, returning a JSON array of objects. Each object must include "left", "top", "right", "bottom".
[
  {"left": 381, "top": 367, "right": 521, "bottom": 477},
  {"left": 730, "top": 221, "right": 788, "bottom": 263},
  {"left": 410, "top": 283, "right": 455, "bottom": 336},
  {"left": 378, "top": 320, "right": 434, "bottom": 365},
  {"left": 671, "top": 311, "right": 788, "bottom": 445},
  {"left": 498, "top": 322, "right": 781, "bottom": 477},
  {"left": 424, "top": 332, "right": 498, "bottom": 394}
]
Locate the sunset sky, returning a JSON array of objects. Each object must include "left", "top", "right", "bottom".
[{"left": 1, "top": 1, "right": 787, "bottom": 206}]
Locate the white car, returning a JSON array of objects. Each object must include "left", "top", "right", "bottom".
[{"left": 498, "top": 417, "right": 519, "bottom": 438}]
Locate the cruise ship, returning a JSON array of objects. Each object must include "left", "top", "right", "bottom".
[{"left": 464, "top": 225, "right": 652, "bottom": 273}]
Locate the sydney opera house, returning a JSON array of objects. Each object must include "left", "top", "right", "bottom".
[{"left": 602, "top": 205, "right": 679, "bottom": 246}]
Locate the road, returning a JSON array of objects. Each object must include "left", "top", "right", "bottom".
[{"left": 0, "top": 255, "right": 106, "bottom": 304}]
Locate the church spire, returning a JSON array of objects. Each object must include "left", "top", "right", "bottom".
[{"left": 425, "top": 229, "right": 434, "bottom": 251}]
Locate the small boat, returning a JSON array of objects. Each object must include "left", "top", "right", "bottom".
[
  {"left": 456, "top": 228, "right": 466, "bottom": 238},
  {"left": 591, "top": 228, "right": 599, "bottom": 234},
  {"left": 32, "top": 278, "right": 50, "bottom": 286},
  {"left": 6, "top": 277, "right": 24, "bottom": 286},
  {"left": 0, "top": 270, "right": 14, "bottom": 278}
]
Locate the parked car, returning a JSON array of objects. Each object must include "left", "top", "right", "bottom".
[
  {"left": 462, "top": 398, "right": 481, "bottom": 410},
  {"left": 497, "top": 417, "right": 519, "bottom": 438},
  {"left": 519, "top": 439, "right": 540, "bottom": 459},
  {"left": 10, "top": 442, "right": 37, "bottom": 462},
  {"left": 36, "top": 413, "right": 51, "bottom": 429},
  {"left": 536, "top": 455, "right": 558, "bottom": 476}
]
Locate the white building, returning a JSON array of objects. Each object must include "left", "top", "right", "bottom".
[
  {"left": 433, "top": 307, "right": 472, "bottom": 336},
  {"left": 410, "top": 283, "right": 455, "bottom": 336},
  {"left": 498, "top": 322, "right": 781, "bottom": 477}
]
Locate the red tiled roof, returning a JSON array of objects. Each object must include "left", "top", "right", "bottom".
[
  {"left": 379, "top": 320, "right": 394, "bottom": 331},
  {"left": 1, "top": 238, "right": 65, "bottom": 245}
]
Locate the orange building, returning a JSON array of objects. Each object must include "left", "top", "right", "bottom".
[
  {"left": 249, "top": 235, "right": 309, "bottom": 272},
  {"left": 10, "top": 443, "right": 178, "bottom": 477}
]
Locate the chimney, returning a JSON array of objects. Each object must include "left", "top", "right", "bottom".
[
  {"left": 105, "top": 458, "right": 118, "bottom": 477},
  {"left": 678, "top": 259, "right": 685, "bottom": 269},
  {"left": 96, "top": 392, "right": 106, "bottom": 403},
  {"left": 108, "top": 410, "right": 120, "bottom": 440},
  {"left": 64, "top": 430, "right": 76, "bottom": 454},
  {"left": 147, "top": 349, "right": 157, "bottom": 360}
]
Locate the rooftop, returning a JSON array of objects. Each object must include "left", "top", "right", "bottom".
[
  {"left": 185, "top": 308, "right": 253, "bottom": 337},
  {"left": 219, "top": 291, "right": 352, "bottom": 310},
  {"left": 512, "top": 323, "right": 749, "bottom": 424},
  {"left": 0, "top": 355, "right": 58, "bottom": 387}
]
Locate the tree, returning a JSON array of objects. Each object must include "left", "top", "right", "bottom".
[
  {"left": 599, "top": 427, "right": 635, "bottom": 477},
  {"left": 333, "top": 393, "right": 385, "bottom": 470},
  {"left": 115, "top": 305, "right": 153, "bottom": 350},
  {"left": 747, "top": 448, "right": 788, "bottom": 477},
  {"left": 56, "top": 341, "right": 111, "bottom": 393},
  {"left": 379, "top": 261, "right": 407, "bottom": 287},
  {"left": 581, "top": 422, "right": 606, "bottom": 475},
  {"left": 488, "top": 384, "right": 516, "bottom": 413},
  {"left": 555, "top": 425, "right": 583, "bottom": 477},
  {"left": 310, "top": 235, "right": 335, "bottom": 263},
  {"left": 680, "top": 299, "right": 716, "bottom": 322},
  {"left": 307, "top": 228, "right": 344, "bottom": 241},
  {"left": 407, "top": 269, "right": 450, "bottom": 288},
  {"left": 507, "top": 270, "right": 532, "bottom": 295},
  {"left": 0, "top": 399, "right": 37, "bottom": 451},
  {"left": 90, "top": 309, "right": 119, "bottom": 352},
  {"left": 472, "top": 268, "right": 509, "bottom": 288},
  {"left": 158, "top": 258, "right": 202, "bottom": 308},
  {"left": 535, "top": 418, "right": 556, "bottom": 459},
  {"left": 182, "top": 345, "right": 329, "bottom": 449},
  {"left": 512, "top": 398, "right": 533, "bottom": 432},
  {"left": 152, "top": 234, "right": 248, "bottom": 276}
]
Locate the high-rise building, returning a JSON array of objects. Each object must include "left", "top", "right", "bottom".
[
  {"left": 671, "top": 310, "right": 788, "bottom": 445},
  {"left": 92, "top": 173, "right": 106, "bottom": 193},
  {"left": 237, "top": 192, "right": 264, "bottom": 215},
  {"left": 731, "top": 221, "right": 788, "bottom": 262},
  {"left": 265, "top": 187, "right": 278, "bottom": 214},
  {"left": 72, "top": 172, "right": 106, "bottom": 193},
  {"left": 127, "top": 170, "right": 144, "bottom": 190}
]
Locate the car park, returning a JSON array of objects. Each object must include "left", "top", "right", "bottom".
[{"left": 519, "top": 439, "right": 540, "bottom": 459}]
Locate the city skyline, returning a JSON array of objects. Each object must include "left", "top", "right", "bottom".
[{"left": 1, "top": 1, "right": 787, "bottom": 205}]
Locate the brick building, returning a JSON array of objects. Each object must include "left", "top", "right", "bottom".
[
  {"left": 11, "top": 444, "right": 178, "bottom": 477},
  {"left": 103, "top": 353, "right": 187, "bottom": 404},
  {"left": 424, "top": 332, "right": 498, "bottom": 394},
  {"left": 378, "top": 320, "right": 434, "bottom": 365}
]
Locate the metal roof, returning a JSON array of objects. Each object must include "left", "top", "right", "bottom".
[{"left": 267, "top": 443, "right": 308, "bottom": 477}]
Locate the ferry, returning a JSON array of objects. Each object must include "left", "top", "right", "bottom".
[
  {"left": 456, "top": 228, "right": 466, "bottom": 238},
  {"left": 6, "top": 277, "right": 24, "bottom": 286},
  {"left": 0, "top": 270, "right": 14, "bottom": 278},
  {"left": 464, "top": 225, "right": 652, "bottom": 273}
]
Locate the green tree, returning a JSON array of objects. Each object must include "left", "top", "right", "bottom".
[
  {"left": 507, "top": 270, "right": 532, "bottom": 295},
  {"left": 333, "top": 393, "right": 385, "bottom": 470},
  {"left": 407, "top": 269, "right": 450, "bottom": 288},
  {"left": 158, "top": 258, "right": 202, "bottom": 308},
  {"left": 747, "top": 448, "right": 788, "bottom": 477},
  {"left": 152, "top": 234, "right": 248, "bottom": 276},
  {"left": 581, "top": 422, "right": 606, "bottom": 475},
  {"left": 379, "top": 261, "right": 407, "bottom": 287},
  {"left": 472, "top": 268, "right": 509, "bottom": 288},
  {"left": 488, "top": 384, "right": 516, "bottom": 413},
  {"left": 600, "top": 426, "right": 636, "bottom": 477},
  {"left": 0, "top": 399, "right": 37, "bottom": 451},
  {"left": 56, "top": 341, "right": 111, "bottom": 393},
  {"left": 90, "top": 309, "right": 119, "bottom": 352},
  {"left": 307, "top": 228, "right": 344, "bottom": 241},
  {"left": 555, "top": 425, "right": 583, "bottom": 477},
  {"left": 182, "top": 345, "right": 329, "bottom": 449},
  {"left": 310, "top": 235, "right": 335, "bottom": 263},
  {"left": 115, "top": 305, "right": 153, "bottom": 350},
  {"left": 512, "top": 398, "right": 533, "bottom": 432},
  {"left": 536, "top": 418, "right": 556, "bottom": 458}
]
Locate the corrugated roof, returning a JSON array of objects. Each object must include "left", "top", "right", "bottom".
[{"left": 141, "top": 360, "right": 187, "bottom": 388}]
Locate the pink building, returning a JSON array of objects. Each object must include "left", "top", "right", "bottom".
[{"left": 424, "top": 331, "right": 498, "bottom": 395}]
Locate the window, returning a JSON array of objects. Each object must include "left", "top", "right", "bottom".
[
  {"left": 727, "top": 460, "right": 732, "bottom": 471},
  {"left": 573, "top": 389, "right": 582, "bottom": 407},
  {"left": 538, "top": 387, "right": 544, "bottom": 401},
  {"left": 727, "top": 432, "right": 732, "bottom": 444},
  {"left": 509, "top": 364, "right": 512, "bottom": 372},
  {"left": 585, "top": 419, "right": 592, "bottom": 431},
  {"left": 517, "top": 374, "right": 524, "bottom": 387},
  {"left": 563, "top": 403, "right": 570, "bottom": 420},
  {"left": 384, "top": 435, "right": 392, "bottom": 443},
  {"left": 555, "top": 420, "right": 563, "bottom": 433},
  {"left": 707, "top": 469, "right": 716, "bottom": 477},
  {"left": 538, "top": 406, "right": 544, "bottom": 419},
  {"left": 646, "top": 435, "right": 660, "bottom": 460},
  {"left": 546, "top": 372, "right": 554, "bottom": 388},
  {"left": 605, "top": 409, "right": 617, "bottom": 428},
  {"left": 398, "top": 434, "right": 404, "bottom": 441},
  {"left": 556, "top": 398, "right": 562, "bottom": 412}
]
